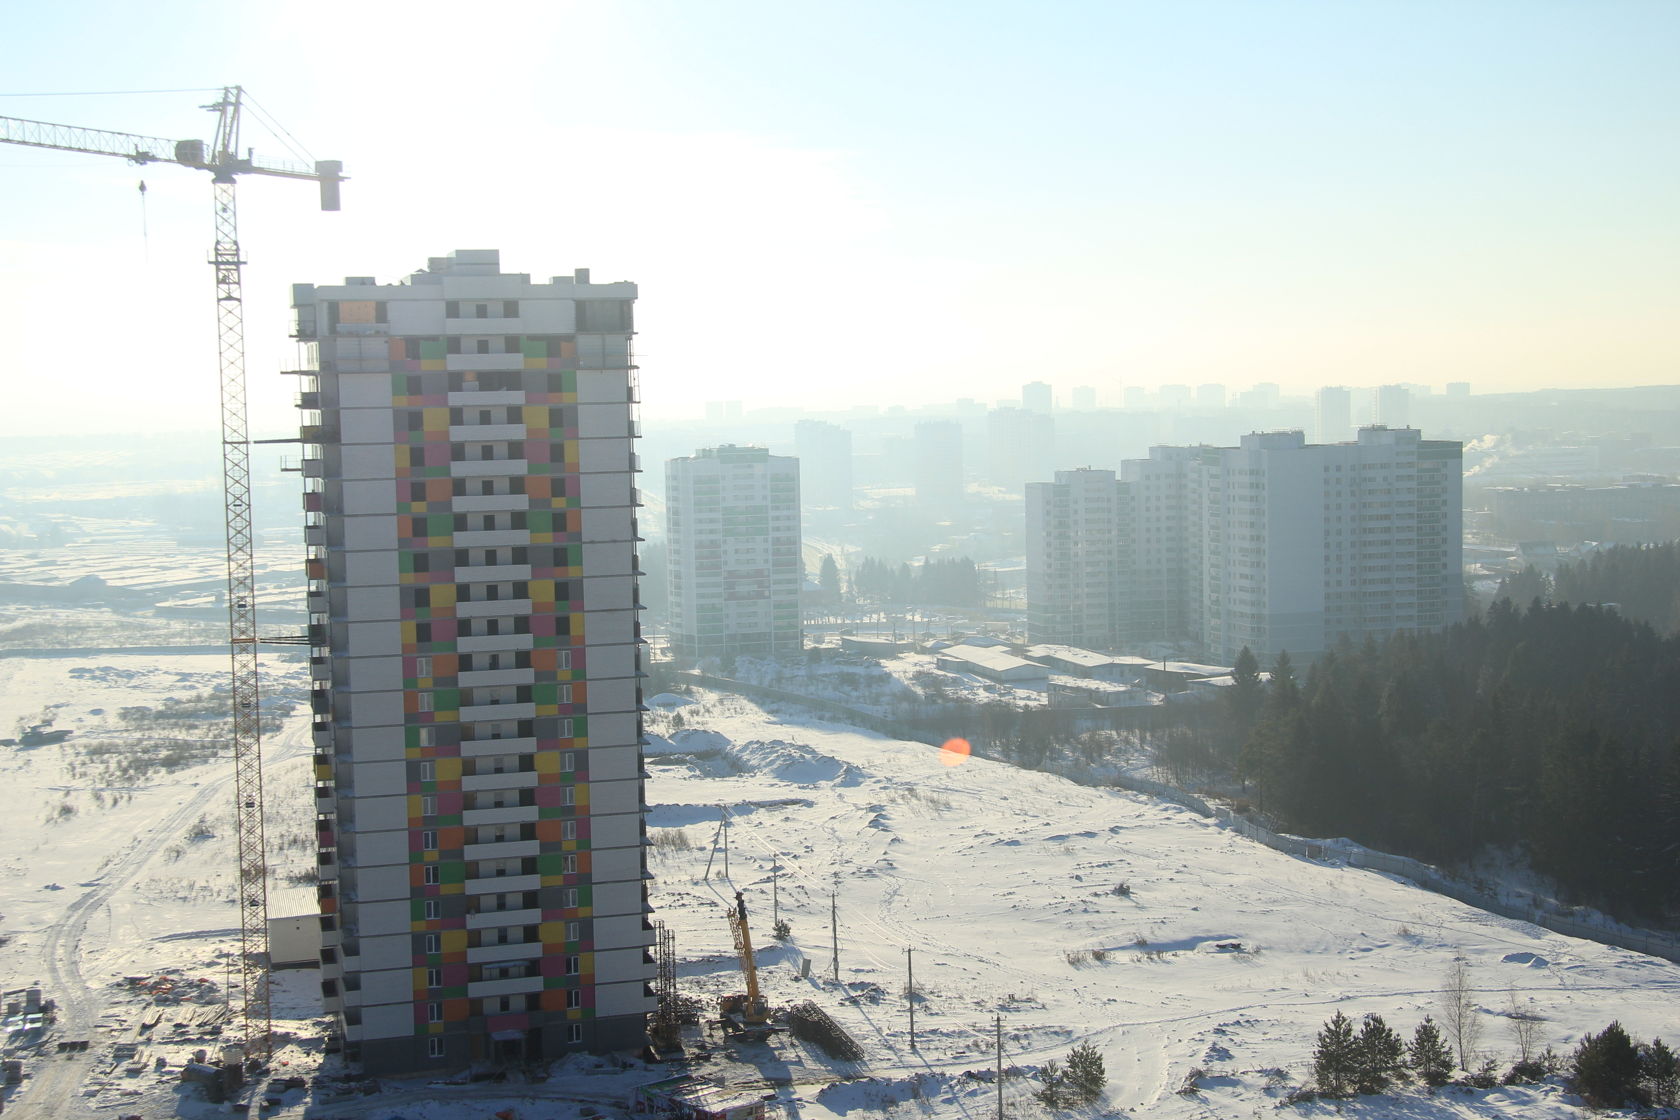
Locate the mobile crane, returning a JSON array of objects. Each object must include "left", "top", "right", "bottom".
[
  {"left": 0, "top": 88, "right": 343, "bottom": 1059},
  {"left": 719, "top": 891, "right": 772, "bottom": 1033}
]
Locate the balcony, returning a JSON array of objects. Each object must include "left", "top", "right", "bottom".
[
  {"left": 462, "top": 770, "right": 538, "bottom": 793},
  {"left": 458, "top": 701, "right": 535, "bottom": 722},
  {"left": 462, "top": 804, "right": 540, "bottom": 827},
  {"left": 449, "top": 424, "right": 527, "bottom": 442},
  {"left": 468, "top": 974, "right": 544, "bottom": 1000},
  {"left": 457, "top": 667, "right": 534, "bottom": 689},
  {"left": 467, "top": 942, "right": 539, "bottom": 965},
  {"left": 465, "top": 873, "right": 540, "bottom": 896},
  {"left": 459, "top": 735, "right": 536, "bottom": 757},
  {"left": 457, "top": 599, "right": 533, "bottom": 621},
  {"left": 450, "top": 459, "right": 530, "bottom": 479},
  {"left": 462, "top": 839, "right": 539, "bottom": 861},
  {"left": 465, "top": 907, "right": 541, "bottom": 930}
]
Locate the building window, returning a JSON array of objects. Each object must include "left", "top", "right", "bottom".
[
  {"left": 417, "top": 693, "right": 434, "bottom": 713},
  {"left": 561, "top": 787, "right": 575, "bottom": 807},
  {"left": 424, "top": 899, "right": 441, "bottom": 920},
  {"left": 563, "top": 889, "right": 579, "bottom": 909},
  {"left": 560, "top": 718, "right": 574, "bottom": 738},
  {"left": 566, "top": 989, "right": 582, "bottom": 1009},
  {"left": 561, "top": 752, "right": 575, "bottom": 772},
  {"left": 426, "top": 967, "right": 442, "bottom": 989},
  {"left": 419, "top": 761, "right": 435, "bottom": 781},
  {"left": 415, "top": 656, "right": 432, "bottom": 677},
  {"left": 424, "top": 865, "right": 440, "bottom": 885},
  {"left": 566, "top": 921, "right": 580, "bottom": 941},
  {"left": 422, "top": 829, "right": 437, "bottom": 850},
  {"left": 565, "top": 955, "right": 581, "bottom": 975},
  {"left": 428, "top": 1001, "right": 443, "bottom": 1023},
  {"left": 568, "top": 1024, "right": 583, "bottom": 1044},
  {"left": 563, "top": 854, "right": 578, "bottom": 874},
  {"left": 422, "top": 795, "right": 437, "bottom": 816},
  {"left": 428, "top": 1037, "right": 445, "bottom": 1059},
  {"left": 561, "top": 821, "right": 577, "bottom": 841},
  {"left": 418, "top": 727, "right": 436, "bottom": 748},
  {"left": 424, "top": 933, "right": 440, "bottom": 954}
]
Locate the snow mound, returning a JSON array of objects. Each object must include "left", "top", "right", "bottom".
[
  {"left": 1502, "top": 951, "right": 1551, "bottom": 968},
  {"left": 728, "top": 738, "right": 864, "bottom": 786},
  {"left": 662, "top": 728, "right": 733, "bottom": 754},
  {"left": 646, "top": 692, "right": 695, "bottom": 708}
]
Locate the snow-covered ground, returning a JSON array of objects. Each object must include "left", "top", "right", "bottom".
[{"left": 1, "top": 652, "right": 1676, "bottom": 1119}]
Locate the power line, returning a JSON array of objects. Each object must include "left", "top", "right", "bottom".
[{"left": 0, "top": 87, "right": 223, "bottom": 98}]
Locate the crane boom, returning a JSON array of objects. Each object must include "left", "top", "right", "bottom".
[{"left": 0, "top": 86, "right": 342, "bottom": 1063}]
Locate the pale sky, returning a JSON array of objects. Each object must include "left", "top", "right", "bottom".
[{"left": 2, "top": 0, "right": 1677, "bottom": 437}]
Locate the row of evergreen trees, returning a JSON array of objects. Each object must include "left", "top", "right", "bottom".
[
  {"left": 1311, "top": 1013, "right": 1678, "bottom": 1107},
  {"left": 1497, "top": 540, "right": 1680, "bottom": 634},
  {"left": 1227, "top": 598, "right": 1680, "bottom": 921},
  {"left": 838, "top": 555, "right": 983, "bottom": 607}
]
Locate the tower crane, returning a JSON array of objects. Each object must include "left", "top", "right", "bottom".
[{"left": 0, "top": 87, "right": 344, "bottom": 1059}]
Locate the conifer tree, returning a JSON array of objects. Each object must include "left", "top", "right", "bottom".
[
  {"left": 1313, "top": 1011, "right": 1358, "bottom": 1097},
  {"left": 1354, "top": 1013, "right": 1407, "bottom": 1093},
  {"left": 1408, "top": 1016, "right": 1454, "bottom": 1088},
  {"left": 1064, "top": 1042, "right": 1106, "bottom": 1104},
  {"left": 1643, "top": 1038, "right": 1679, "bottom": 1108},
  {"left": 1571, "top": 1021, "right": 1646, "bottom": 1108}
]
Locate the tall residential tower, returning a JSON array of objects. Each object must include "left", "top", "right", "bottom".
[
  {"left": 295, "top": 250, "right": 654, "bottom": 1074},
  {"left": 665, "top": 445, "right": 802, "bottom": 664}
]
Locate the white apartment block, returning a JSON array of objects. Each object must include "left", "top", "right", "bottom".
[
  {"left": 293, "top": 250, "right": 654, "bottom": 1074},
  {"left": 1026, "top": 427, "right": 1463, "bottom": 662},
  {"left": 665, "top": 445, "right": 802, "bottom": 663}
]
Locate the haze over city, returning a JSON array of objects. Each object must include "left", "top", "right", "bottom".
[
  {"left": 3, "top": 4, "right": 1680, "bottom": 1119},
  {"left": 3, "top": 0, "right": 1679, "bottom": 438}
]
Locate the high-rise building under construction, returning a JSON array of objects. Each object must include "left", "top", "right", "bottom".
[{"left": 294, "top": 249, "right": 654, "bottom": 1073}]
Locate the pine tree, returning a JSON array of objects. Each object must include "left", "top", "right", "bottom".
[
  {"left": 1034, "top": 1058, "right": 1067, "bottom": 1108},
  {"left": 1571, "top": 1021, "right": 1646, "bottom": 1108},
  {"left": 1354, "top": 1014, "right": 1407, "bottom": 1093},
  {"left": 1408, "top": 1016, "right": 1454, "bottom": 1088},
  {"left": 1064, "top": 1042, "right": 1106, "bottom": 1104},
  {"left": 1313, "top": 1011, "right": 1358, "bottom": 1097},
  {"left": 818, "top": 554, "right": 841, "bottom": 603},
  {"left": 1644, "top": 1038, "right": 1679, "bottom": 1108}
]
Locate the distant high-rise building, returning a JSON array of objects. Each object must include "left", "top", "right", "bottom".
[
  {"left": 1315, "top": 386, "right": 1354, "bottom": 443},
  {"left": 1238, "top": 382, "right": 1281, "bottom": 409},
  {"left": 1445, "top": 381, "right": 1471, "bottom": 399},
  {"left": 985, "top": 407, "right": 1054, "bottom": 492},
  {"left": 1122, "top": 386, "right": 1148, "bottom": 409},
  {"left": 1026, "top": 427, "right": 1463, "bottom": 662},
  {"left": 704, "top": 400, "right": 742, "bottom": 421},
  {"left": 666, "top": 445, "right": 802, "bottom": 663},
  {"left": 1159, "top": 384, "right": 1191, "bottom": 409},
  {"left": 793, "top": 419, "right": 852, "bottom": 510},
  {"left": 294, "top": 249, "right": 654, "bottom": 1072},
  {"left": 1376, "top": 384, "right": 1411, "bottom": 428},
  {"left": 1070, "top": 385, "right": 1097, "bottom": 411},
  {"left": 1026, "top": 469, "right": 1124, "bottom": 648},
  {"left": 913, "top": 420, "right": 965, "bottom": 517},
  {"left": 1196, "top": 383, "right": 1226, "bottom": 409},
  {"left": 1021, "top": 380, "right": 1052, "bottom": 414}
]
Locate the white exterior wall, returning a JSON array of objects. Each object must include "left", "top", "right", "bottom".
[{"left": 298, "top": 250, "right": 653, "bottom": 1074}]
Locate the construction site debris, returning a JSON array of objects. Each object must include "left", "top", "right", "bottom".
[{"left": 784, "top": 1001, "right": 864, "bottom": 1062}]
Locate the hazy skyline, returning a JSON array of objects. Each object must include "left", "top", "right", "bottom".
[{"left": 2, "top": 0, "right": 1677, "bottom": 438}]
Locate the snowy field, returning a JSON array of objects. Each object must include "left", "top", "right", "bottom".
[{"left": 0, "top": 654, "right": 1676, "bottom": 1119}]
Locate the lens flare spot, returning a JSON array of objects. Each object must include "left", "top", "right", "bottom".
[{"left": 939, "top": 737, "right": 972, "bottom": 767}]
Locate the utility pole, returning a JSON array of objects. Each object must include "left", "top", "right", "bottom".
[
  {"left": 771, "top": 860, "right": 779, "bottom": 926},
  {"left": 906, "top": 946, "right": 916, "bottom": 1051},
  {"left": 722, "top": 805, "right": 730, "bottom": 881},
  {"left": 830, "top": 887, "right": 839, "bottom": 985},
  {"left": 995, "top": 1013, "right": 1004, "bottom": 1120}
]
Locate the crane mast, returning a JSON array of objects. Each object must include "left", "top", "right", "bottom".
[{"left": 0, "top": 88, "right": 342, "bottom": 1061}]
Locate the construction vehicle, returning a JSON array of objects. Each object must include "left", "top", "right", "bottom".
[{"left": 718, "top": 891, "right": 772, "bottom": 1033}]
